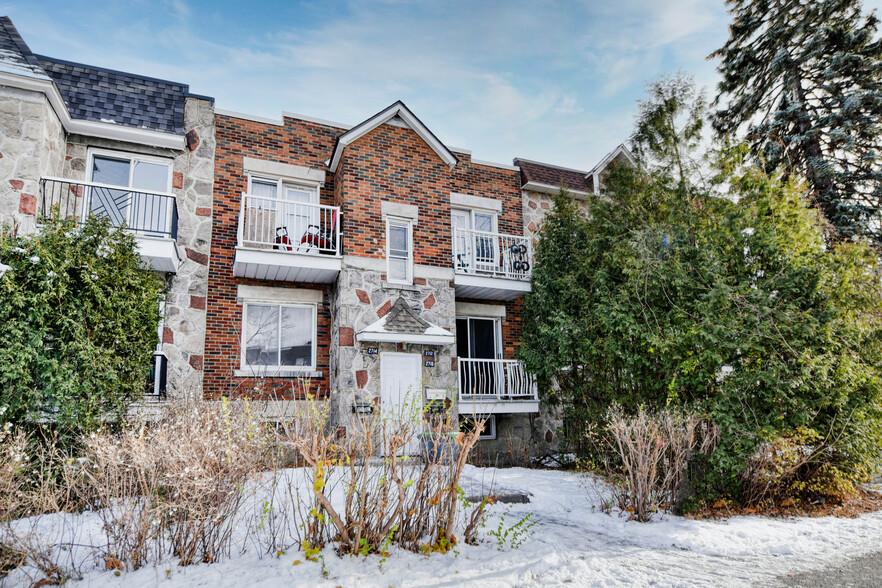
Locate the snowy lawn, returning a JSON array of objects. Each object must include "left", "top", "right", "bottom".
[{"left": 6, "top": 466, "right": 882, "bottom": 587}]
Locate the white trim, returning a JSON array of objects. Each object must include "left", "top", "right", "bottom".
[
  {"left": 455, "top": 302, "right": 506, "bottom": 319},
  {"left": 381, "top": 201, "right": 419, "bottom": 221},
  {"left": 357, "top": 331, "right": 455, "bottom": 345},
  {"left": 521, "top": 181, "right": 591, "bottom": 198},
  {"left": 0, "top": 71, "right": 185, "bottom": 149},
  {"left": 344, "top": 255, "right": 387, "bottom": 272},
  {"left": 470, "top": 158, "right": 520, "bottom": 172},
  {"left": 386, "top": 216, "right": 414, "bottom": 285},
  {"left": 233, "top": 369, "right": 322, "bottom": 378},
  {"left": 450, "top": 193, "right": 502, "bottom": 213},
  {"left": 282, "top": 110, "right": 352, "bottom": 130},
  {"left": 448, "top": 145, "right": 472, "bottom": 155},
  {"left": 328, "top": 101, "right": 458, "bottom": 172},
  {"left": 216, "top": 108, "right": 283, "bottom": 126},
  {"left": 588, "top": 144, "right": 638, "bottom": 194},
  {"left": 414, "top": 264, "right": 454, "bottom": 280},
  {"left": 240, "top": 301, "right": 318, "bottom": 372},
  {"left": 243, "top": 157, "right": 325, "bottom": 184},
  {"left": 236, "top": 285, "right": 323, "bottom": 304}
]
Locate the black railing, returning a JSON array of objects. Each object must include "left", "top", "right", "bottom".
[{"left": 40, "top": 177, "right": 178, "bottom": 239}]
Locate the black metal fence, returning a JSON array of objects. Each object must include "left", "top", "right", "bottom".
[{"left": 40, "top": 177, "right": 178, "bottom": 239}]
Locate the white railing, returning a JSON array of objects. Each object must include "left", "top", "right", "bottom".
[
  {"left": 237, "top": 193, "right": 341, "bottom": 255},
  {"left": 457, "top": 358, "right": 538, "bottom": 401},
  {"left": 453, "top": 228, "right": 532, "bottom": 280}
]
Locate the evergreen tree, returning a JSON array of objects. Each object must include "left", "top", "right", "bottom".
[{"left": 711, "top": 0, "right": 882, "bottom": 243}]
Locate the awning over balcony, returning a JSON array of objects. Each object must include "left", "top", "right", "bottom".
[{"left": 356, "top": 297, "right": 454, "bottom": 345}]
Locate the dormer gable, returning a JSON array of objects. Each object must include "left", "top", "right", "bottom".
[{"left": 328, "top": 101, "right": 458, "bottom": 173}]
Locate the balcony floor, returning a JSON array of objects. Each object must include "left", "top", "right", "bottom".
[
  {"left": 233, "top": 247, "right": 341, "bottom": 283},
  {"left": 136, "top": 236, "right": 180, "bottom": 274},
  {"left": 454, "top": 273, "right": 531, "bottom": 301},
  {"left": 458, "top": 397, "right": 540, "bottom": 415}
]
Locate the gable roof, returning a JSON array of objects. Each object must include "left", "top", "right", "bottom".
[
  {"left": 513, "top": 158, "right": 594, "bottom": 195},
  {"left": 328, "top": 101, "right": 458, "bottom": 173},
  {"left": 356, "top": 297, "right": 454, "bottom": 345},
  {"left": 36, "top": 56, "right": 192, "bottom": 135},
  {"left": 0, "top": 16, "right": 50, "bottom": 80}
]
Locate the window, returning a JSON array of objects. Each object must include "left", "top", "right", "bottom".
[
  {"left": 451, "top": 208, "right": 498, "bottom": 272},
  {"left": 87, "top": 149, "right": 173, "bottom": 234},
  {"left": 246, "top": 176, "right": 321, "bottom": 250},
  {"left": 386, "top": 217, "right": 413, "bottom": 284},
  {"left": 242, "top": 302, "right": 316, "bottom": 370},
  {"left": 460, "top": 415, "right": 496, "bottom": 440}
]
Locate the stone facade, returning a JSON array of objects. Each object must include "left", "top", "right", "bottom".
[
  {"left": 55, "top": 97, "right": 216, "bottom": 399},
  {"left": 0, "top": 85, "right": 65, "bottom": 235}
]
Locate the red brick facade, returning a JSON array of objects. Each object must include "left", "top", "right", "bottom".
[{"left": 204, "top": 108, "right": 528, "bottom": 402}]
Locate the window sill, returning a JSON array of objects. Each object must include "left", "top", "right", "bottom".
[{"left": 233, "top": 369, "right": 323, "bottom": 379}]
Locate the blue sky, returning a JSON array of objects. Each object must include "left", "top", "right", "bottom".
[{"left": 5, "top": 0, "right": 882, "bottom": 170}]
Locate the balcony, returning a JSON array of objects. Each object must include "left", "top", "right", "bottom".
[
  {"left": 233, "top": 193, "right": 342, "bottom": 283},
  {"left": 40, "top": 177, "right": 180, "bottom": 273},
  {"left": 457, "top": 358, "right": 539, "bottom": 415},
  {"left": 453, "top": 228, "right": 532, "bottom": 300}
]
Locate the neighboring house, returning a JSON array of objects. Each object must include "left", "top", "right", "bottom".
[
  {"left": 0, "top": 16, "right": 633, "bottom": 461},
  {"left": 0, "top": 17, "right": 216, "bottom": 399}
]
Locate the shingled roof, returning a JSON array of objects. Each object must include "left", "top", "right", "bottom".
[
  {"left": 357, "top": 297, "right": 454, "bottom": 345},
  {"left": 0, "top": 17, "right": 49, "bottom": 79},
  {"left": 514, "top": 158, "right": 594, "bottom": 193},
  {"left": 36, "top": 56, "right": 189, "bottom": 135}
]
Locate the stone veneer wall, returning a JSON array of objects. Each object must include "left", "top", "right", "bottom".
[
  {"left": 330, "top": 266, "right": 458, "bottom": 429},
  {"left": 60, "top": 97, "right": 216, "bottom": 398},
  {"left": 0, "top": 85, "right": 65, "bottom": 234}
]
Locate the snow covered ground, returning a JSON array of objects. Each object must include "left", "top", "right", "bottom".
[{"left": 6, "top": 466, "right": 882, "bottom": 587}]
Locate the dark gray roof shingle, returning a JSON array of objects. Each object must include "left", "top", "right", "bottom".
[
  {"left": 384, "top": 297, "right": 432, "bottom": 336},
  {"left": 0, "top": 16, "right": 49, "bottom": 79},
  {"left": 36, "top": 56, "right": 188, "bottom": 135}
]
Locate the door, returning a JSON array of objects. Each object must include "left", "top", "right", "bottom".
[
  {"left": 284, "top": 186, "right": 317, "bottom": 251},
  {"left": 380, "top": 353, "right": 423, "bottom": 455},
  {"left": 472, "top": 212, "right": 497, "bottom": 271},
  {"left": 90, "top": 154, "right": 170, "bottom": 235},
  {"left": 457, "top": 318, "right": 502, "bottom": 398}
]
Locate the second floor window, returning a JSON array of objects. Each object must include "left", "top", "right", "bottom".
[
  {"left": 88, "top": 149, "right": 172, "bottom": 234},
  {"left": 387, "top": 218, "right": 413, "bottom": 284}
]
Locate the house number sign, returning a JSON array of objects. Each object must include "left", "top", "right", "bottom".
[
  {"left": 424, "top": 350, "right": 435, "bottom": 367},
  {"left": 366, "top": 346, "right": 379, "bottom": 355}
]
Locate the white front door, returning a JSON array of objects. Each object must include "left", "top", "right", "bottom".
[{"left": 380, "top": 353, "right": 423, "bottom": 455}]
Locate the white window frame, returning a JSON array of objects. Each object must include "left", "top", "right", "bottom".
[
  {"left": 87, "top": 148, "right": 173, "bottom": 193},
  {"left": 240, "top": 301, "right": 318, "bottom": 372},
  {"left": 456, "top": 315, "right": 503, "bottom": 359},
  {"left": 246, "top": 174, "right": 320, "bottom": 209},
  {"left": 386, "top": 216, "right": 414, "bottom": 285}
]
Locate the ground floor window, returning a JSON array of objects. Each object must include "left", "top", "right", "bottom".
[
  {"left": 242, "top": 302, "right": 316, "bottom": 370},
  {"left": 460, "top": 415, "right": 497, "bottom": 440}
]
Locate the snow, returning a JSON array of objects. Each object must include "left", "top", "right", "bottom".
[{"left": 6, "top": 467, "right": 882, "bottom": 587}]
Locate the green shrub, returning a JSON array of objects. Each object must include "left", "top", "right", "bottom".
[
  {"left": 521, "top": 164, "right": 882, "bottom": 501},
  {"left": 0, "top": 216, "right": 163, "bottom": 435}
]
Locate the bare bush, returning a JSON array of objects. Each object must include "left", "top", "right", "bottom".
[
  {"left": 602, "top": 404, "right": 718, "bottom": 521},
  {"left": 80, "top": 397, "right": 272, "bottom": 568},
  {"left": 738, "top": 428, "right": 855, "bottom": 506},
  {"left": 278, "top": 391, "right": 490, "bottom": 556}
]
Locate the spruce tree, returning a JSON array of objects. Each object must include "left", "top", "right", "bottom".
[{"left": 711, "top": 0, "right": 882, "bottom": 243}]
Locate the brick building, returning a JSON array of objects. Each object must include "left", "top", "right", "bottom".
[
  {"left": 0, "top": 16, "right": 634, "bottom": 461},
  {"left": 205, "top": 100, "right": 633, "bottom": 459}
]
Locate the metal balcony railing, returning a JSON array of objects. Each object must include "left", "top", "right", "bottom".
[
  {"left": 40, "top": 177, "right": 178, "bottom": 239},
  {"left": 237, "top": 193, "right": 341, "bottom": 256},
  {"left": 457, "top": 358, "right": 538, "bottom": 401},
  {"left": 453, "top": 228, "right": 532, "bottom": 280}
]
